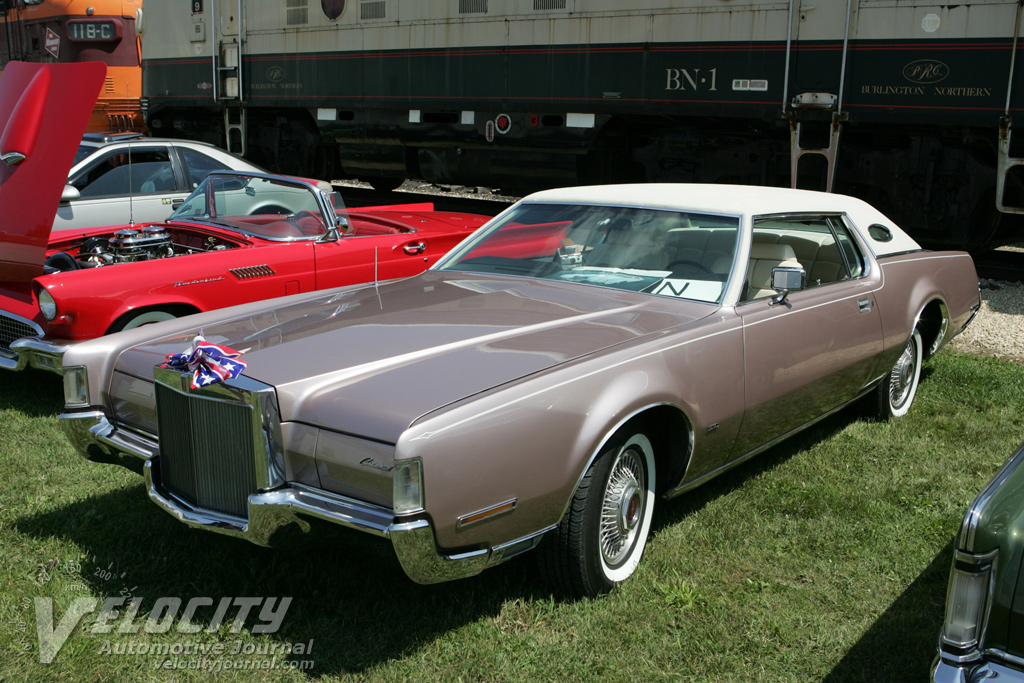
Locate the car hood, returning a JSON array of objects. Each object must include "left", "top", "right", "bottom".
[
  {"left": 0, "top": 62, "right": 105, "bottom": 283},
  {"left": 116, "top": 272, "right": 716, "bottom": 442}
]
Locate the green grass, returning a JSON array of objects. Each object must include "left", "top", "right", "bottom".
[{"left": 1, "top": 351, "right": 1023, "bottom": 682}]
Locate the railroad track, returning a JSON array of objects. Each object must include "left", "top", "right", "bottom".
[{"left": 334, "top": 181, "right": 514, "bottom": 218}]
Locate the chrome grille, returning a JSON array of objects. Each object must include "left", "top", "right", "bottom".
[
  {"left": 155, "top": 383, "right": 258, "bottom": 519},
  {"left": 0, "top": 313, "right": 38, "bottom": 358}
]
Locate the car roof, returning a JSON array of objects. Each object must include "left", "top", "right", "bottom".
[
  {"left": 80, "top": 135, "right": 224, "bottom": 149},
  {"left": 525, "top": 184, "right": 871, "bottom": 216},
  {"left": 520, "top": 183, "right": 921, "bottom": 256}
]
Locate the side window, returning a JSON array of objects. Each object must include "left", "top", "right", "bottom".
[
  {"left": 71, "top": 149, "right": 175, "bottom": 197},
  {"left": 831, "top": 217, "right": 865, "bottom": 279},
  {"left": 742, "top": 216, "right": 858, "bottom": 302},
  {"left": 180, "top": 149, "right": 229, "bottom": 189}
]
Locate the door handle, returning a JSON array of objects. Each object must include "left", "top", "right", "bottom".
[
  {"left": 171, "top": 198, "right": 184, "bottom": 208},
  {"left": 858, "top": 298, "right": 873, "bottom": 313},
  {"left": 404, "top": 242, "right": 426, "bottom": 255}
]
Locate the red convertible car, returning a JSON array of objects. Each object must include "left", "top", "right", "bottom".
[{"left": 0, "top": 61, "right": 489, "bottom": 374}]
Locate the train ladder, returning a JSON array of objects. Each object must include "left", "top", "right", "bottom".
[
  {"left": 223, "top": 106, "right": 247, "bottom": 158},
  {"left": 788, "top": 93, "right": 844, "bottom": 194},
  {"left": 997, "top": 3, "right": 1024, "bottom": 213}
]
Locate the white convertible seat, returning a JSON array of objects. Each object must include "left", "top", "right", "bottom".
[
  {"left": 776, "top": 234, "right": 848, "bottom": 287},
  {"left": 752, "top": 229, "right": 849, "bottom": 288},
  {"left": 663, "top": 228, "right": 737, "bottom": 271},
  {"left": 587, "top": 220, "right": 662, "bottom": 270},
  {"left": 745, "top": 242, "right": 801, "bottom": 301}
]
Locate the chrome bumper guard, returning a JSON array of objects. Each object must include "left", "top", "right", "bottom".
[
  {"left": 933, "top": 654, "right": 1024, "bottom": 683},
  {"left": 5, "top": 337, "right": 74, "bottom": 374},
  {"left": 59, "top": 409, "right": 533, "bottom": 585}
]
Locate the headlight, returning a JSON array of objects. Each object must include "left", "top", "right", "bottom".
[
  {"left": 63, "top": 366, "right": 90, "bottom": 407},
  {"left": 38, "top": 289, "right": 57, "bottom": 321},
  {"left": 941, "top": 550, "right": 996, "bottom": 652},
  {"left": 393, "top": 458, "right": 424, "bottom": 514}
]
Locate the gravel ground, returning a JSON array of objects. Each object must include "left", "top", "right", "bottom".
[{"left": 949, "top": 277, "right": 1024, "bottom": 364}]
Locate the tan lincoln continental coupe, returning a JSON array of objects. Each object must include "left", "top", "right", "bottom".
[{"left": 60, "top": 184, "right": 980, "bottom": 597}]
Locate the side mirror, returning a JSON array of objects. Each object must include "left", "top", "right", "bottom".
[
  {"left": 317, "top": 215, "right": 349, "bottom": 243},
  {"left": 770, "top": 266, "right": 805, "bottom": 306},
  {"left": 60, "top": 185, "right": 81, "bottom": 203},
  {"left": 771, "top": 266, "right": 805, "bottom": 292}
]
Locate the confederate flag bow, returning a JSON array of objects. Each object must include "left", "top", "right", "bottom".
[{"left": 161, "top": 334, "right": 248, "bottom": 389}]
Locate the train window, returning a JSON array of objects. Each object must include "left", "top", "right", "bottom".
[
  {"left": 321, "top": 0, "right": 345, "bottom": 20},
  {"left": 72, "top": 149, "right": 176, "bottom": 198}
]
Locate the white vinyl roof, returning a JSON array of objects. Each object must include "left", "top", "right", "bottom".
[{"left": 522, "top": 183, "right": 921, "bottom": 257}]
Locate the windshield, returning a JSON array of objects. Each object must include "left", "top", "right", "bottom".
[
  {"left": 169, "top": 173, "right": 339, "bottom": 239},
  {"left": 438, "top": 203, "right": 740, "bottom": 304}
]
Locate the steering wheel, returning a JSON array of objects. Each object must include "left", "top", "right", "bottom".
[
  {"left": 665, "top": 259, "right": 715, "bottom": 275},
  {"left": 288, "top": 210, "right": 326, "bottom": 235}
]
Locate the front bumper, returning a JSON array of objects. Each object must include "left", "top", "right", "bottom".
[
  {"left": 933, "top": 654, "right": 1024, "bottom": 683},
  {"left": 60, "top": 409, "right": 538, "bottom": 585},
  {"left": 3, "top": 336, "right": 74, "bottom": 374}
]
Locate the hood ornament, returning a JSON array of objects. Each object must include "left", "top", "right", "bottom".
[{"left": 161, "top": 333, "right": 248, "bottom": 389}]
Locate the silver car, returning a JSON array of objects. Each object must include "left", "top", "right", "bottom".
[
  {"left": 59, "top": 183, "right": 981, "bottom": 598},
  {"left": 56, "top": 133, "right": 265, "bottom": 232}
]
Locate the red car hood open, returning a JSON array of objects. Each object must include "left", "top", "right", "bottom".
[{"left": 0, "top": 62, "right": 105, "bottom": 283}]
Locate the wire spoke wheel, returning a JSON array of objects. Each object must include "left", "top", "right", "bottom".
[
  {"left": 889, "top": 334, "right": 919, "bottom": 411},
  {"left": 869, "top": 327, "right": 923, "bottom": 420},
  {"left": 599, "top": 445, "right": 646, "bottom": 568},
  {"left": 538, "top": 430, "right": 656, "bottom": 597}
]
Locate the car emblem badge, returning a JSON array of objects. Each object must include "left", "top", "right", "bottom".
[{"left": 360, "top": 457, "right": 394, "bottom": 472}]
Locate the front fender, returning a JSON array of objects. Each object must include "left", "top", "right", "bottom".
[{"left": 395, "top": 319, "right": 744, "bottom": 553}]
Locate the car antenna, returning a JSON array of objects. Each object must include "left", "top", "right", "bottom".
[
  {"left": 126, "top": 83, "right": 134, "bottom": 227},
  {"left": 374, "top": 246, "right": 383, "bottom": 309}
]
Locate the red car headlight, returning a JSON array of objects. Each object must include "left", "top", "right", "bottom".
[{"left": 38, "top": 289, "right": 57, "bottom": 321}]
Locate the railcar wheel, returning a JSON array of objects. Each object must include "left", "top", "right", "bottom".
[
  {"left": 873, "top": 328, "right": 923, "bottom": 420},
  {"left": 108, "top": 309, "right": 179, "bottom": 333},
  {"left": 538, "top": 432, "right": 655, "bottom": 597}
]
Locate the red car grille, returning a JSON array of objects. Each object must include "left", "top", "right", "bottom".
[{"left": 0, "top": 313, "right": 40, "bottom": 358}]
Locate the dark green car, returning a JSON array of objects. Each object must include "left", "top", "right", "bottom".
[{"left": 933, "top": 442, "right": 1024, "bottom": 682}]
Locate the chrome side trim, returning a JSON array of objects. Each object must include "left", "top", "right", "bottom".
[
  {"left": 984, "top": 648, "right": 1024, "bottom": 672},
  {"left": 666, "top": 390, "right": 867, "bottom": 499},
  {"left": 9, "top": 337, "right": 75, "bottom": 374},
  {"left": 959, "top": 442, "right": 1024, "bottom": 553},
  {"left": 932, "top": 656, "right": 1024, "bottom": 683}
]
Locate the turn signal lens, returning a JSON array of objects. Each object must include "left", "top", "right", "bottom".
[
  {"left": 63, "top": 366, "right": 90, "bottom": 407},
  {"left": 393, "top": 459, "right": 424, "bottom": 514},
  {"left": 941, "top": 561, "right": 993, "bottom": 650}
]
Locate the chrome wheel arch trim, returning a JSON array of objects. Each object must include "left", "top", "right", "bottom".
[
  {"left": 911, "top": 297, "right": 952, "bottom": 361},
  {"left": 554, "top": 402, "right": 695, "bottom": 527}
]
